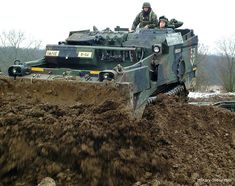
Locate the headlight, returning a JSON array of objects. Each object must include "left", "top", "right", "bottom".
[
  {"left": 103, "top": 73, "right": 109, "bottom": 79},
  {"left": 8, "top": 66, "right": 22, "bottom": 76},
  {"left": 99, "top": 72, "right": 114, "bottom": 81},
  {"left": 12, "top": 68, "right": 17, "bottom": 74},
  {"left": 8, "top": 65, "right": 31, "bottom": 77},
  {"left": 99, "top": 71, "right": 116, "bottom": 82},
  {"left": 152, "top": 44, "right": 162, "bottom": 54}
]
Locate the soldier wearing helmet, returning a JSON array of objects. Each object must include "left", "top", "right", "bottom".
[
  {"left": 131, "top": 2, "right": 158, "bottom": 31},
  {"left": 158, "top": 16, "right": 168, "bottom": 29}
]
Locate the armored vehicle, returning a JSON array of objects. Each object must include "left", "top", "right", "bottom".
[{"left": 5, "top": 23, "right": 198, "bottom": 118}]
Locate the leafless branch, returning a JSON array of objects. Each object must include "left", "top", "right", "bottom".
[{"left": 216, "top": 36, "right": 235, "bottom": 92}]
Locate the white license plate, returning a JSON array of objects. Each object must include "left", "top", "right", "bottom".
[
  {"left": 78, "top": 51, "right": 92, "bottom": 58},
  {"left": 46, "top": 50, "right": 59, "bottom": 56}
]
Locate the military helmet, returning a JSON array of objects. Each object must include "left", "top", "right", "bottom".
[
  {"left": 159, "top": 16, "right": 168, "bottom": 23},
  {"left": 142, "top": 2, "right": 151, "bottom": 8}
]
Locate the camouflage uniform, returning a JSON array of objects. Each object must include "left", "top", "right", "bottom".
[
  {"left": 168, "top": 19, "right": 183, "bottom": 28},
  {"left": 131, "top": 2, "right": 158, "bottom": 30}
]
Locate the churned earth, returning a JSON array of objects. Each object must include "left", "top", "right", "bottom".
[{"left": 0, "top": 79, "right": 235, "bottom": 186}]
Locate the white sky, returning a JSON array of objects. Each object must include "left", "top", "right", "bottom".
[{"left": 0, "top": 0, "right": 235, "bottom": 53}]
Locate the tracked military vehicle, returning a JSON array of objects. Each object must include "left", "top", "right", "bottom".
[{"left": 5, "top": 22, "right": 198, "bottom": 118}]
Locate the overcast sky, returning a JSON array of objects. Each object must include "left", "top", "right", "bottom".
[{"left": 0, "top": 0, "right": 234, "bottom": 53}]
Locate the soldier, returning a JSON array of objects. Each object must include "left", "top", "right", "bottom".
[
  {"left": 131, "top": 2, "right": 158, "bottom": 31},
  {"left": 158, "top": 16, "right": 168, "bottom": 29}
]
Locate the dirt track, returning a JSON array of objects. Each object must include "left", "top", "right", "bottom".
[{"left": 0, "top": 80, "right": 235, "bottom": 185}]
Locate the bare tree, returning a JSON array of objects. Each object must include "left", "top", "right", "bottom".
[
  {"left": 217, "top": 36, "right": 235, "bottom": 92},
  {"left": 194, "top": 43, "right": 210, "bottom": 91},
  {"left": 0, "top": 30, "right": 26, "bottom": 62},
  {"left": 0, "top": 30, "right": 43, "bottom": 73}
]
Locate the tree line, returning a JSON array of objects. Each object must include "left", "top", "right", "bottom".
[
  {"left": 196, "top": 36, "right": 235, "bottom": 92},
  {"left": 0, "top": 30, "right": 234, "bottom": 92}
]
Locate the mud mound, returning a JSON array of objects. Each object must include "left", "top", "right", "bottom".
[
  {"left": 0, "top": 77, "right": 132, "bottom": 107},
  {"left": 0, "top": 90, "right": 235, "bottom": 185}
]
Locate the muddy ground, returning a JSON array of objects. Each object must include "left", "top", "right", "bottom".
[{"left": 0, "top": 79, "right": 235, "bottom": 186}]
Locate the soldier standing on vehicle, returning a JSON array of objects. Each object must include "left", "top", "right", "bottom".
[
  {"left": 158, "top": 16, "right": 168, "bottom": 29},
  {"left": 131, "top": 2, "right": 158, "bottom": 31}
]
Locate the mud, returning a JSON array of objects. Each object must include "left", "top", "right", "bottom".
[
  {"left": 0, "top": 79, "right": 235, "bottom": 186},
  {"left": 0, "top": 77, "right": 132, "bottom": 107}
]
